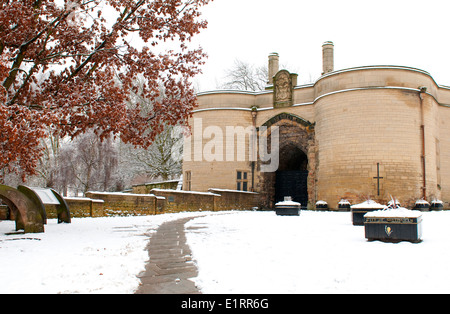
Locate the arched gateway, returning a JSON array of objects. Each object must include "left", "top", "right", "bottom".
[
  {"left": 258, "top": 113, "right": 316, "bottom": 209},
  {"left": 183, "top": 43, "right": 450, "bottom": 209}
]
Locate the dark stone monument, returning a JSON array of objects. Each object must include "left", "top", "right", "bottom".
[
  {"left": 275, "top": 197, "right": 301, "bottom": 216},
  {"left": 430, "top": 199, "right": 444, "bottom": 211},
  {"left": 315, "top": 200, "right": 328, "bottom": 210},
  {"left": 351, "top": 200, "right": 385, "bottom": 226},
  {"left": 364, "top": 208, "right": 423, "bottom": 243},
  {"left": 413, "top": 199, "right": 430, "bottom": 211},
  {"left": 338, "top": 199, "right": 351, "bottom": 211}
]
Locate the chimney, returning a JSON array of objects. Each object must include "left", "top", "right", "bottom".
[
  {"left": 268, "top": 52, "right": 279, "bottom": 85},
  {"left": 322, "top": 41, "right": 334, "bottom": 74}
]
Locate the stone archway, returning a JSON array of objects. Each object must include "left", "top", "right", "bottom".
[{"left": 257, "top": 113, "right": 316, "bottom": 209}]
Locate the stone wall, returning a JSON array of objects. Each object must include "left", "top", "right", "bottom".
[
  {"left": 183, "top": 109, "right": 254, "bottom": 193},
  {"left": 150, "top": 189, "right": 219, "bottom": 213},
  {"left": 315, "top": 88, "right": 426, "bottom": 208},
  {"left": 63, "top": 197, "right": 105, "bottom": 218},
  {"left": 132, "top": 180, "right": 179, "bottom": 194},
  {"left": 208, "top": 188, "right": 259, "bottom": 211},
  {"left": 150, "top": 188, "right": 259, "bottom": 213},
  {"left": 55, "top": 188, "right": 258, "bottom": 219},
  {"left": 438, "top": 103, "right": 450, "bottom": 207},
  {"left": 45, "top": 194, "right": 162, "bottom": 219},
  {"left": 85, "top": 192, "right": 158, "bottom": 216}
]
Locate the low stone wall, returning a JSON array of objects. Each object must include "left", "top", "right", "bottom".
[
  {"left": 208, "top": 189, "right": 259, "bottom": 211},
  {"left": 150, "top": 188, "right": 259, "bottom": 213},
  {"left": 63, "top": 193, "right": 164, "bottom": 218},
  {"left": 132, "top": 180, "right": 180, "bottom": 194},
  {"left": 63, "top": 197, "right": 105, "bottom": 218},
  {"left": 150, "top": 189, "right": 219, "bottom": 213},
  {"left": 85, "top": 192, "right": 158, "bottom": 216},
  {"left": 0, "top": 188, "right": 260, "bottom": 221}
]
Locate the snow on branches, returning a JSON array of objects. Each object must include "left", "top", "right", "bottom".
[{"left": 0, "top": 0, "right": 210, "bottom": 180}]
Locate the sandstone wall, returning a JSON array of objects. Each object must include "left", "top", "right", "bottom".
[{"left": 85, "top": 192, "right": 157, "bottom": 216}]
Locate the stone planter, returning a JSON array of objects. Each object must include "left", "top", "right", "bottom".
[
  {"left": 315, "top": 200, "right": 328, "bottom": 210},
  {"left": 338, "top": 199, "right": 351, "bottom": 211},
  {"left": 430, "top": 200, "right": 444, "bottom": 211},
  {"left": 364, "top": 208, "right": 423, "bottom": 243},
  {"left": 351, "top": 200, "right": 385, "bottom": 226},
  {"left": 275, "top": 197, "right": 301, "bottom": 216},
  {"left": 413, "top": 199, "right": 430, "bottom": 211}
]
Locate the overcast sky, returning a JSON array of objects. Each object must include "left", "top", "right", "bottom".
[{"left": 191, "top": 0, "right": 450, "bottom": 91}]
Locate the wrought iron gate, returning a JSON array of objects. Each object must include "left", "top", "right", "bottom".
[{"left": 275, "top": 170, "right": 308, "bottom": 208}]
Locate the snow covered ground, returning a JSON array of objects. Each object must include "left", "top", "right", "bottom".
[
  {"left": 1, "top": 210, "right": 450, "bottom": 294},
  {"left": 185, "top": 211, "right": 450, "bottom": 294},
  {"left": 0, "top": 212, "right": 203, "bottom": 294}
]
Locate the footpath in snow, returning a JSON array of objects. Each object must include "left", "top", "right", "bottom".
[{"left": 0, "top": 212, "right": 204, "bottom": 294}]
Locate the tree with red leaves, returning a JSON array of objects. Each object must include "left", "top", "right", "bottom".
[{"left": 0, "top": 0, "right": 211, "bottom": 180}]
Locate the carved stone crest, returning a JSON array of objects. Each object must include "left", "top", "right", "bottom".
[{"left": 273, "top": 70, "right": 297, "bottom": 108}]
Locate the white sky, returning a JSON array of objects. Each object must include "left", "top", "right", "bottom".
[{"left": 191, "top": 0, "right": 450, "bottom": 91}]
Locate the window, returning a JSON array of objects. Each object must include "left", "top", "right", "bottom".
[
  {"left": 436, "top": 139, "right": 441, "bottom": 188},
  {"left": 185, "top": 171, "right": 192, "bottom": 191},
  {"left": 237, "top": 171, "right": 248, "bottom": 191}
]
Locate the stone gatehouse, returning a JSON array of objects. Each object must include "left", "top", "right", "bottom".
[{"left": 182, "top": 42, "right": 450, "bottom": 210}]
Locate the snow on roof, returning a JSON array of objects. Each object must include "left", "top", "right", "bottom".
[
  {"left": 86, "top": 191, "right": 157, "bottom": 198},
  {"left": 150, "top": 188, "right": 221, "bottom": 197},
  {"left": 318, "top": 65, "right": 432, "bottom": 82},
  {"left": 64, "top": 197, "right": 105, "bottom": 203}
]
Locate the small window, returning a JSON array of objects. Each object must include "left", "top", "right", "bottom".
[
  {"left": 237, "top": 171, "right": 249, "bottom": 192},
  {"left": 185, "top": 171, "right": 192, "bottom": 191}
]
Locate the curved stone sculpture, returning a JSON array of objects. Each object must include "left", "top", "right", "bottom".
[
  {"left": 50, "top": 188, "right": 71, "bottom": 224},
  {"left": 0, "top": 185, "right": 44, "bottom": 233},
  {"left": 17, "top": 186, "right": 71, "bottom": 224},
  {"left": 17, "top": 185, "right": 47, "bottom": 225}
]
